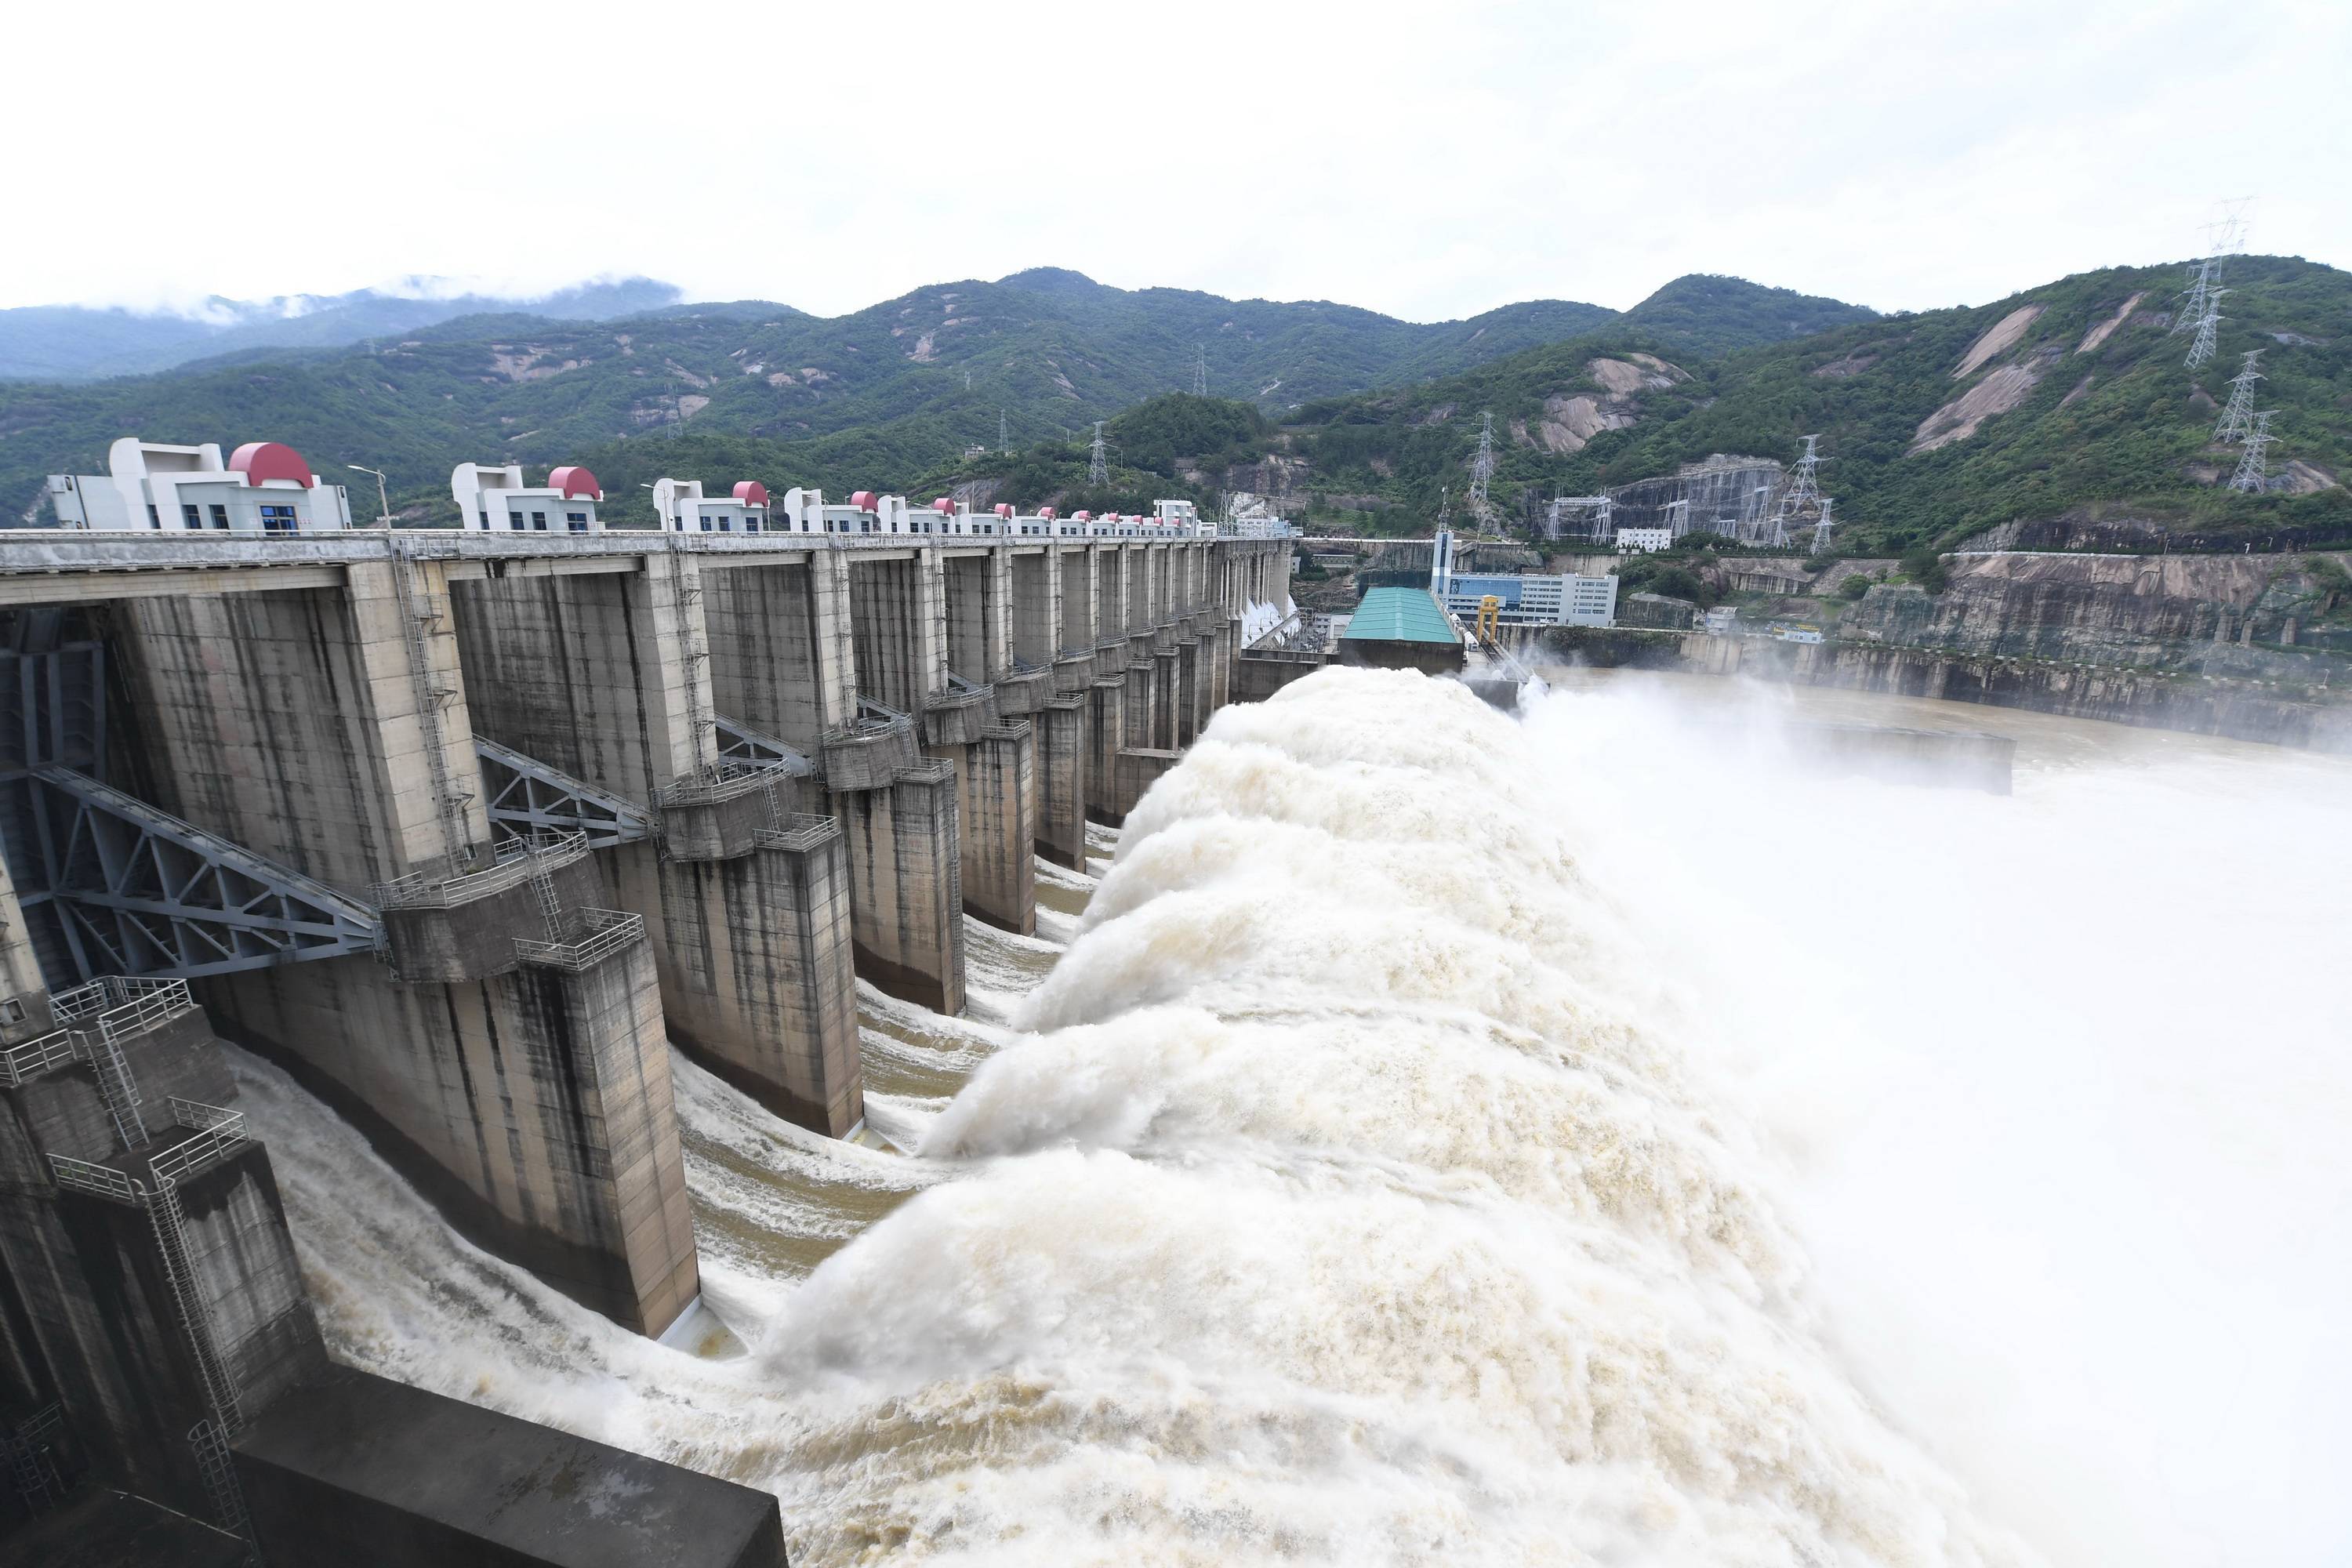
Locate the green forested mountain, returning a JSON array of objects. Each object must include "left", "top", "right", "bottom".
[
  {"left": 1250, "top": 256, "right": 2352, "bottom": 550},
  {"left": 0, "top": 269, "right": 1867, "bottom": 524}
]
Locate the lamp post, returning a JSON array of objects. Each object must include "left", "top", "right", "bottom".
[{"left": 347, "top": 464, "right": 393, "bottom": 528}]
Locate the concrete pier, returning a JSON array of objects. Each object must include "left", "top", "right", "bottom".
[
  {"left": 0, "top": 527, "right": 1290, "bottom": 1348},
  {"left": 1033, "top": 695, "right": 1089, "bottom": 869},
  {"left": 835, "top": 760, "right": 964, "bottom": 1015}
]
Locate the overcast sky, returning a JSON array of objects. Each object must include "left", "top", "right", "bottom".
[{"left": 9, "top": 0, "right": 2345, "bottom": 322}]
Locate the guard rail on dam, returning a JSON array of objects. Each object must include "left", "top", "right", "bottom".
[{"left": 0, "top": 527, "right": 1291, "bottom": 1341}]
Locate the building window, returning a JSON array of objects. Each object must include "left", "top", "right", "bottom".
[
  {"left": 567, "top": 512, "right": 588, "bottom": 533},
  {"left": 745, "top": 516, "right": 761, "bottom": 534},
  {"left": 699, "top": 517, "right": 713, "bottom": 532},
  {"left": 530, "top": 511, "right": 547, "bottom": 532},
  {"left": 509, "top": 511, "right": 525, "bottom": 530},
  {"left": 183, "top": 503, "right": 201, "bottom": 528},
  {"left": 260, "top": 504, "right": 297, "bottom": 535},
  {"left": 210, "top": 505, "right": 230, "bottom": 530},
  {"left": 480, "top": 510, "right": 491, "bottom": 527},
  {"left": 147, "top": 504, "right": 161, "bottom": 529}
]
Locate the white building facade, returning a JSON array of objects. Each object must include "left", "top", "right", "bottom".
[
  {"left": 1440, "top": 568, "right": 1618, "bottom": 628},
  {"left": 49, "top": 438, "right": 354, "bottom": 533},
  {"left": 452, "top": 463, "right": 604, "bottom": 532},
  {"left": 652, "top": 477, "right": 767, "bottom": 533}
]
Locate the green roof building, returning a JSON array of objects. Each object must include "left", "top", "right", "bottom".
[{"left": 1339, "top": 586, "right": 1465, "bottom": 674}]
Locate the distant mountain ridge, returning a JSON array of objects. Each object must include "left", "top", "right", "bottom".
[
  {"left": 0, "top": 267, "right": 1874, "bottom": 522},
  {"left": 0, "top": 277, "right": 687, "bottom": 380},
  {"left": 1209, "top": 255, "right": 2352, "bottom": 550}
]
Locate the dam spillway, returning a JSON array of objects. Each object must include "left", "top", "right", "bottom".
[
  {"left": 0, "top": 524, "right": 1287, "bottom": 1557},
  {"left": 232, "top": 667, "right": 2352, "bottom": 1568}
]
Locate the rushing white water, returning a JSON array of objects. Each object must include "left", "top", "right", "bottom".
[{"left": 233, "top": 666, "right": 2352, "bottom": 1566}]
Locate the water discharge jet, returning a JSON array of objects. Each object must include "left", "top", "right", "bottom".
[{"left": 232, "top": 666, "right": 2348, "bottom": 1567}]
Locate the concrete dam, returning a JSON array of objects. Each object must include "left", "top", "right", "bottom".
[{"left": 0, "top": 524, "right": 1290, "bottom": 1563}]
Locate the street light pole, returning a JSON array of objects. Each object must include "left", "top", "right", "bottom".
[{"left": 347, "top": 464, "right": 392, "bottom": 528}]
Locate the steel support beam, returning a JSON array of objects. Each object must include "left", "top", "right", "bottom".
[{"left": 23, "top": 768, "right": 381, "bottom": 979}]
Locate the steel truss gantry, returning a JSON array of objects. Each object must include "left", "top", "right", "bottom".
[
  {"left": 20, "top": 768, "right": 382, "bottom": 979},
  {"left": 475, "top": 737, "right": 655, "bottom": 848}
]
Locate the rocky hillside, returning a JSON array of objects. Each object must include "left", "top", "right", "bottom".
[
  {"left": 0, "top": 270, "right": 1867, "bottom": 525},
  {"left": 1258, "top": 256, "right": 2352, "bottom": 552}
]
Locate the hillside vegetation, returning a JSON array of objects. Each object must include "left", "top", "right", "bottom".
[
  {"left": 0, "top": 270, "right": 1867, "bottom": 525},
  {"left": 1260, "top": 256, "right": 2352, "bottom": 550}
]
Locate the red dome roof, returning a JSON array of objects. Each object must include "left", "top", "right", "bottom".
[
  {"left": 548, "top": 466, "right": 601, "bottom": 501},
  {"left": 227, "top": 441, "right": 314, "bottom": 488},
  {"left": 732, "top": 481, "right": 769, "bottom": 507}
]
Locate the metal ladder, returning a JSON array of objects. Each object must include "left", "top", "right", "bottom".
[
  {"left": 146, "top": 1180, "right": 241, "bottom": 1431},
  {"left": 528, "top": 850, "right": 566, "bottom": 942},
  {"left": 187, "top": 1417, "right": 251, "bottom": 1544},
  {"left": 89, "top": 1036, "right": 144, "bottom": 1153},
  {"left": 5, "top": 1405, "right": 63, "bottom": 1517},
  {"left": 663, "top": 544, "right": 713, "bottom": 778},
  {"left": 388, "top": 540, "right": 476, "bottom": 873}
]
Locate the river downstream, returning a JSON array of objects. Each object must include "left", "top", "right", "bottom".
[{"left": 231, "top": 669, "right": 2352, "bottom": 1568}]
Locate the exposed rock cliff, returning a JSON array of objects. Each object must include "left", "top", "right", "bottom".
[{"left": 1840, "top": 550, "right": 2352, "bottom": 672}]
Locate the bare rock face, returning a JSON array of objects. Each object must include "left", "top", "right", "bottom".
[
  {"left": 1812, "top": 351, "right": 1878, "bottom": 379},
  {"left": 2279, "top": 459, "right": 2342, "bottom": 495},
  {"left": 1841, "top": 550, "right": 2352, "bottom": 672},
  {"left": 2075, "top": 292, "right": 2145, "bottom": 355},
  {"left": 1538, "top": 394, "right": 1634, "bottom": 452},
  {"left": 1911, "top": 361, "right": 2045, "bottom": 452},
  {"left": 1586, "top": 356, "right": 1682, "bottom": 397},
  {"left": 1954, "top": 303, "right": 2045, "bottom": 377}
]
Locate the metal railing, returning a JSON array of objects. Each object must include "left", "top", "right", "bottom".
[
  {"left": 514, "top": 909, "right": 644, "bottom": 972},
  {"left": 655, "top": 758, "right": 789, "bottom": 808},
  {"left": 0, "top": 978, "right": 194, "bottom": 1091},
  {"left": 752, "top": 813, "right": 838, "bottom": 853},
  {"left": 841, "top": 696, "right": 909, "bottom": 738},
  {"left": 0, "top": 1029, "right": 81, "bottom": 1089},
  {"left": 151, "top": 1104, "right": 250, "bottom": 1188},
  {"left": 47, "top": 1152, "right": 141, "bottom": 1203},
  {"left": 370, "top": 829, "right": 586, "bottom": 909},
  {"left": 95, "top": 981, "right": 194, "bottom": 1046}
]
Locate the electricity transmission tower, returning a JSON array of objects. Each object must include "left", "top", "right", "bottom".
[
  {"left": 2214, "top": 350, "right": 2263, "bottom": 442},
  {"left": 1192, "top": 344, "right": 1208, "bottom": 398},
  {"left": 2172, "top": 201, "right": 2250, "bottom": 338},
  {"left": 1781, "top": 435, "right": 1824, "bottom": 513},
  {"left": 1465, "top": 413, "right": 1497, "bottom": 528},
  {"left": 1811, "top": 497, "right": 1836, "bottom": 554},
  {"left": 999, "top": 408, "right": 1010, "bottom": 454},
  {"left": 2186, "top": 287, "right": 2228, "bottom": 370},
  {"left": 2227, "top": 411, "right": 2278, "bottom": 493},
  {"left": 1087, "top": 421, "right": 1109, "bottom": 485}
]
